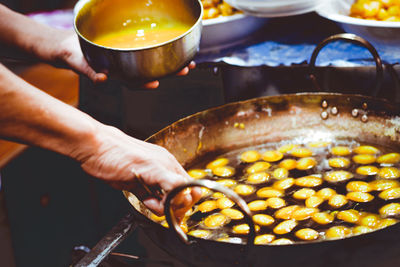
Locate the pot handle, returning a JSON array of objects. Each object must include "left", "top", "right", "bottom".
[
  {"left": 309, "top": 33, "right": 383, "bottom": 97},
  {"left": 164, "top": 179, "right": 256, "bottom": 245}
]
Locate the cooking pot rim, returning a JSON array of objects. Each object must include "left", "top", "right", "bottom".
[
  {"left": 73, "top": 0, "right": 204, "bottom": 52},
  {"left": 146, "top": 92, "right": 398, "bottom": 143}
]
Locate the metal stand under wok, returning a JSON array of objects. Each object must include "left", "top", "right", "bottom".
[{"left": 74, "top": 212, "right": 137, "bottom": 266}]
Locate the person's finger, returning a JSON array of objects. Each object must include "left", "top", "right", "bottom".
[
  {"left": 176, "top": 67, "right": 189, "bottom": 76},
  {"left": 175, "top": 188, "right": 201, "bottom": 223},
  {"left": 75, "top": 59, "right": 97, "bottom": 81},
  {"left": 170, "top": 188, "right": 201, "bottom": 220},
  {"left": 176, "top": 61, "right": 195, "bottom": 76},
  {"left": 171, "top": 190, "right": 191, "bottom": 209},
  {"left": 188, "top": 61, "right": 196, "bottom": 69},
  {"left": 143, "top": 80, "right": 160, "bottom": 89},
  {"left": 143, "top": 198, "right": 164, "bottom": 216},
  {"left": 94, "top": 73, "right": 108, "bottom": 83},
  {"left": 68, "top": 55, "right": 108, "bottom": 83},
  {"left": 139, "top": 61, "right": 195, "bottom": 88},
  {"left": 173, "top": 191, "right": 196, "bottom": 221},
  {"left": 191, "top": 187, "right": 202, "bottom": 204}
]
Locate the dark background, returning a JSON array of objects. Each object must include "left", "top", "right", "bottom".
[{"left": 0, "top": 0, "right": 76, "bottom": 13}]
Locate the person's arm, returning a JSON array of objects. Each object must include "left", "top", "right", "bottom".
[
  {"left": 0, "top": 4, "right": 195, "bottom": 88},
  {"left": 0, "top": 63, "right": 200, "bottom": 217},
  {"left": 0, "top": 4, "right": 106, "bottom": 83}
]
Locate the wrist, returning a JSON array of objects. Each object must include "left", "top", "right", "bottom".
[{"left": 65, "top": 115, "right": 104, "bottom": 163}]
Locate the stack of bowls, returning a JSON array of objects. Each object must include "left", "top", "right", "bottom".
[{"left": 224, "top": 0, "right": 325, "bottom": 17}]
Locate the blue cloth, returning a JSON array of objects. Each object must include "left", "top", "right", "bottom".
[{"left": 195, "top": 13, "right": 400, "bottom": 67}]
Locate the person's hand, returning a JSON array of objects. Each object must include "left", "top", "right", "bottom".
[
  {"left": 143, "top": 61, "right": 196, "bottom": 89},
  {"left": 27, "top": 28, "right": 107, "bottom": 83},
  {"left": 56, "top": 31, "right": 108, "bottom": 83},
  {"left": 38, "top": 29, "right": 196, "bottom": 87},
  {"left": 76, "top": 124, "right": 201, "bottom": 219}
]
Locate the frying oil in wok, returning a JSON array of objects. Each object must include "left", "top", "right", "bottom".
[{"left": 155, "top": 140, "right": 400, "bottom": 245}]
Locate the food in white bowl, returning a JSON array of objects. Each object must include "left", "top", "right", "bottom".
[
  {"left": 350, "top": 0, "right": 400, "bottom": 22},
  {"left": 201, "top": 0, "right": 241, "bottom": 19},
  {"left": 316, "top": 0, "right": 400, "bottom": 46},
  {"left": 199, "top": 0, "right": 268, "bottom": 52}
]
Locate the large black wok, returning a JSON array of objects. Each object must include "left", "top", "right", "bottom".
[
  {"left": 76, "top": 34, "right": 400, "bottom": 267},
  {"left": 121, "top": 92, "right": 400, "bottom": 267}
]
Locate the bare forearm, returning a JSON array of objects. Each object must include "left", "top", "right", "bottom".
[
  {"left": 0, "top": 65, "right": 199, "bottom": 216},
  {"left": 0, "top": 63, "right": 98, "bottom": 159},
  {"left": 0, "top": 4, "right": 68, "bottom": 62}
]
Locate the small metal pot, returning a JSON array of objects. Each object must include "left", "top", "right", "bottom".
[{"left": 73, "top": 0, "right": 203, "bottom": 84}]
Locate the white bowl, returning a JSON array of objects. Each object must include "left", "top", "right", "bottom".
[
  {"left": 316, "top": 0, "right": 400, "bottom": 46},
  {"left": 224, "top": 0, "right": 324, "bottom": 18},
  {"left": 200, "top": 14, "right": 268, "bottom": 52}
]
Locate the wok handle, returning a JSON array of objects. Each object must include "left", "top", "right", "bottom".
[
  {"left": 164, "top": 179, "right": 256, "bottom": 245},
  {"left": 309, "top": 33, "right": 384, "bottom": 97}
]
